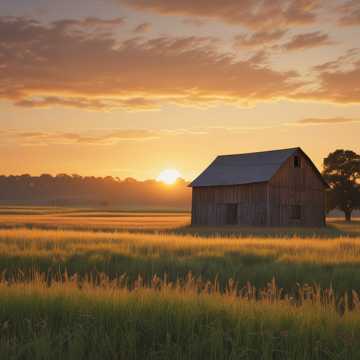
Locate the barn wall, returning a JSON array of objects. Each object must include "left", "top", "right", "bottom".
[
  {"left": 191, "top": 183, "right": 267, "bottom": 226},
  {"left": 268, "top": 149, "right": 325, "bottom": 227}
]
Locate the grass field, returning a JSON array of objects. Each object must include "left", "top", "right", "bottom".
[
  {"left": 0, "top": 206, "right": 189, "bottom": 230},
  {"left": 1, "top": 206, "right": 360, "bottom": 359}
]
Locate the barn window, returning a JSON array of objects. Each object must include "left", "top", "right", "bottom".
[
  {"left": 294, "top": 156, "right": 301, "bottom": 168},
  {"left": 290, "top": 205, "right": 301, "bottom": 220},
  {"left": 226, "top": 204, "right": 238, "bottom": 225}
]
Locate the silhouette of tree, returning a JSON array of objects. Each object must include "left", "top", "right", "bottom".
[{"left": 323, "top": 149, "right": 360, "bottom": 222}]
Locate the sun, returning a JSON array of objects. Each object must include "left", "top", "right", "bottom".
[{"left": 157, "top": 169, "right": 181, "bottom": 185}]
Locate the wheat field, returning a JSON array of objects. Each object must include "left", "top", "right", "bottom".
[{"left": 1, "top": 207, "right": 360, "bottom": 359}]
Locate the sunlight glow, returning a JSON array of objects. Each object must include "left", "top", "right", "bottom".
[{"left": 157, "top": 169, "right": 181, "bottom": 185}]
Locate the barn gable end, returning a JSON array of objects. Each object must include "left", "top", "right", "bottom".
[{"left": 268, "top": 148, "right": 326, "bottom": 227}]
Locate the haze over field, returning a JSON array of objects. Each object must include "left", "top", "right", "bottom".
[{"left": 0, "top": 174, "right": 191, "bottom": 208}]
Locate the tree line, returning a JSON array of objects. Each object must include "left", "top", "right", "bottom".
[{"left": 0, "top": 174, "right": 191, "bottom": 209}]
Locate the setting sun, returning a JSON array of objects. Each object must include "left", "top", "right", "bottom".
[{"left": 157, "top": 169, "right": 181, "bottom": 185}]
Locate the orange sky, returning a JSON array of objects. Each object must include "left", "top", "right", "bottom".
[{"left": 0, "top": 0, "right": 359, "bottom": 180}]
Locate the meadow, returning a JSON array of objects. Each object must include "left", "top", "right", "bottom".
[{"left": 1, "top": 206, "right": 360, "bottom": 359}]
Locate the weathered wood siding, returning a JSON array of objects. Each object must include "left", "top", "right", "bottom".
[
  {"left": 191, "top": 183, "right": 267, "bottom": 226},
  {"left": 191, "top": 149, "right": 326, "bottom": 227},
  {"left": 268, "top": 149, "right": 325, "bottom": 227}
]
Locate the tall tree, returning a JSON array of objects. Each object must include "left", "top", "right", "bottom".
[{"left": 323, "top": 150, "right": 360, "bottom": 222}]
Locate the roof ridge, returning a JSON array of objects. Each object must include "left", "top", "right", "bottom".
[
  {"left": 216, "top": 162, "right": 288, "bottom": 166},
  {"left": 217, "top": 147, "right": 300, "bottom": 158}
]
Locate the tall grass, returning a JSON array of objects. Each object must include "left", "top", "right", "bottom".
[
  {"left": 1, "top": 228, "right": 360, "bottom": 293},
  {"left": 1, "top": 273, "right": 360, "bottom": 359}
]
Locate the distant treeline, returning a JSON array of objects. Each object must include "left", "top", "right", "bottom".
[{"left": 0, "top": 174, "right": 191, "bottom": 209}]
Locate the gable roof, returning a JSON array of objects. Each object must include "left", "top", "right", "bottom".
[{"left": 190, "top": 147, "right": 327, "bottom": 188}]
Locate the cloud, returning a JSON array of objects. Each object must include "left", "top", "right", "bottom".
[
  {"left": 296, "top": 117, "right": 360, "bottom": 125},
  {"left": 14, "top": 96, "right": 159, "bottom": 111},
  {"left": 283, "top": 31, "right": 332, "bottom": 51},
  {"left": 182, "top": 18, "right": 206, "bottom": 27},
  {"left": 118, "top": 0, "right": 320, "bottom": 30},
  {"left": 0, "top": 16, "right": 302, "bottom": 111},
  {"left": 1, "top": 129, "right": 159, "bottom": 146},
  {"left": 0, "top": 127, "right": 209, "bottom": 146},
  {"left": 209, "top": 125, "right": 280, "bottom": 133},
  {"left": 159, "top": 128, "right": 208, "bottom": 136},
  {"left": 133, "top": 22, "right": 151, "bottom": 33},
  {"left": 312, "top": 48, "right": 359, "bottom": 72},
  {"left": 1, "top": 15, "right": 357, "bottom": 110},
  {"left": 234, "top": 30, "right": 287, "bottom": 48},
  {"left": 292, "top": 50, "right": 360, "bottom": 104},
  {"left": 337, "top": 0, "right": 360, "bottom": 26},
  {"left": 53, "top": 17, "right": 125, "bottom": 30}
]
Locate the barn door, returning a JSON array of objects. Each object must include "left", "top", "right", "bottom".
[{"left": 226, "top": 203, "right": 238, "bottom": 225}]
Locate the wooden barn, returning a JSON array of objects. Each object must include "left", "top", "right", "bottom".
[{"left": 190, "top": 147, "right": 328, "bottom": 227}]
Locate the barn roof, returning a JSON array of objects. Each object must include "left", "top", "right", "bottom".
[{"left": 190, "top": 147, "right": 326, "bottom": 187}]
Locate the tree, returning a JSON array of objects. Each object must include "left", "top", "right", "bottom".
[{"left": 323, "top": 149, "right": 360, "bottom": 222}]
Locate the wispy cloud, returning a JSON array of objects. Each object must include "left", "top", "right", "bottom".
[
  {"left": 117, "top": 0, "right": 320, "bottom": 30},
  {"left": 53, "top": 17, "right": 126, "bottom": 30},
  {"left": 283, "top": 31, "right": 332, "bottom": 51},
  {"left": 0, "top": 129, "right": 159, "bottom": 146},
  {"left": 14, "top": 97, "right": 159, "bottom": 112},
  {"left": 296, "top": 117, "right": 360, "bottom": 125},
  {"left": 133, "top": 22, "right": 151, "bottom": 33},
  {"left": 0, "top": 127, "right": 209, "bottom": 146},
  {"left": 292, "top": 50, "right": 360, "bottom": 104},
  {"left": 336, "top": 0, "right": 360, "bottom": 26},
  {"left": 234, "top": 30, "right": 287, "bottom": 48}
]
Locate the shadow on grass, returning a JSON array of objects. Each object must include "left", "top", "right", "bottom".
[
  {"left": 0, "top": 221, "right": 359, "bottom": 239},
  {"left": 167, "top": 221, "right": 360, "bottom": 238},
  {"left": 2, "top": 250, "right": 360, "bottom": 295}
]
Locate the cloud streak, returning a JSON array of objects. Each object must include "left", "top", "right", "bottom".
[
  {"left": 14, "top": 97, "right": 158, "bottom": 111},
  {"left": 283, "top": 31, "right": 332, "bottom": 51},
  {"left": 1, "top": 129, "right": 159, "bottom": 146},
  {"left": 118, "top": 0, "right": 320, "bottom": 30},
  {"left": 292, "top": 50, "right": 360, "bottom": 104},
  {"left": 133, "top": 22, "right": 151, "bottom": 33},
  {"left": 296, "top": 117, "right": 360, "bottom": 125},
  {"left": 234, "top": 30, "right": 287, "bottom": 48},
  {"left": 0, "top": 127, "right": 209, "bottom": 146},
  {"left": 337, "top": 0, "right": 360, "bottom": 26}
]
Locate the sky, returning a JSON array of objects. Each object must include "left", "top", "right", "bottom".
[{"left": 1, "top": 0, "right": 360, "bottom": 180}]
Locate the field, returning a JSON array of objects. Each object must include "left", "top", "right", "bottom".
[{"left": 1, "top": 207, "right": 360, "bottom": 359}]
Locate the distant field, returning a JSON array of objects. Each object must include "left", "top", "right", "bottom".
[
  {"left": 0, "top": 206, "right": 190, "bottom": 230},
  {"left": 1, "top": 206, "right": 360, "bottom": 359}
]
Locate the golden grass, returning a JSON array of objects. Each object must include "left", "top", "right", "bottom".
[
  {"left": 1, "top": 227, "right": 360, "bottom": 265},
  {"left": 0, "top": 212, "right": 190, "bottom": 230}
]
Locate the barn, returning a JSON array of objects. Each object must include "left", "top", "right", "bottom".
[{"left": 190, "top": 147, "right": 328, "bottom": 227}]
